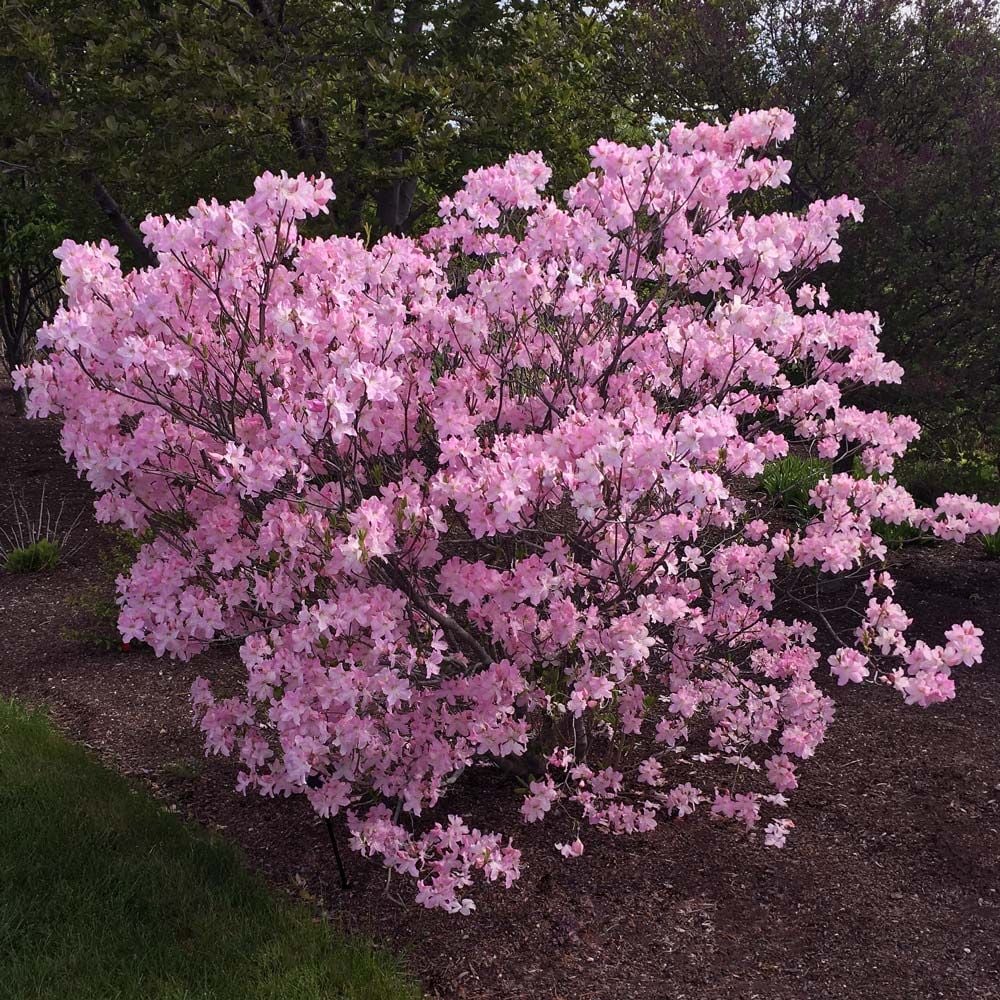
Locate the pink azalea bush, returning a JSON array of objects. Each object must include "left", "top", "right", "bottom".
[{"left": 18, "top": 109, "right": 1000, "bottom": 913}]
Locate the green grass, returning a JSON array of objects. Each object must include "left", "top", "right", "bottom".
[{"left": 0, "top": 701, "right": 420, "bottom": 1000}]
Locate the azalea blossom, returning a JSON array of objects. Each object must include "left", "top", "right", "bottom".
[{"left": 18, "top": 109, "right": 997, "bottom": 912}]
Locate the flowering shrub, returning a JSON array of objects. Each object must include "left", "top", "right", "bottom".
[{"left": 18, "top": 109, "right": 1000, "bottom": 913}]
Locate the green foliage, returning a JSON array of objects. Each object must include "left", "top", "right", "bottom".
[
  {"left": 66, "top": 530, "right": 142, "bottom": 650},
  {"left": 1, "top": 487, "right": 81, "bottom": 574},
  {"left": 981, "top": 532, "right": 1000, "bottom": 560},
  {"left": 846, "top": 458, "right": 934, "bottom": 549},
  {"left": 889, "top": 409, "right": 1000, "bottom": 505},
  {"left": 870, "top": 518, "right": 932, "bottom": 550},
  {"left": 66, "top": 589, "right": 123, "bottom": 651},
  {"left": 0, "top": 699, "right": 420, "bottom": 1000},
  {"left": 759, "top": 455, "right": 830, "bottom": 523},
  {"left": 0, "top": 2, "right": 651, "bottom": 386},
  {"left": 3, "top": 536, "right": 60, "bottom": 572},
  {"left": 0, "top": 176, "right": 65, "bottom": 393},
  {"left": 1, "top": 1, "right": 644, "bottom": 248},
  {"left": 893, "top": 456, "right": 1000, "bottom": 508}
]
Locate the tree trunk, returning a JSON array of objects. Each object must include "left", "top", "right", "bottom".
[
  {"left": 22, "top": 72, "right": 155, "bottom": 269},
  {"left": 85, "top": 172, "right": 157, "bottom": 269},
  {"left": 12, "top": 385, "right": 28, "bottom": 419}
]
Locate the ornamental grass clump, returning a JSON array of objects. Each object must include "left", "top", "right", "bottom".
[
  {"left": 1, "top": 486, "right": 82, "bottom": 573},
  {"left": 18, "top": 109, "right": 1000, "bottom": 914},
  {"left": 759, "top": 455, "right": 830, "bottom": 524}
]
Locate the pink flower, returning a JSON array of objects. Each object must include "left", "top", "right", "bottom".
[
  {"left": 944, "top": 621, "right": 984, "bottom": 667},
  {"left": 828, "top": 648, "right": 870, "bottom": 686},
  {"left": 556, "top": 838, "right": 585, "bottom": 858},
  {"left": 763, "top": 818, "right": 794, "bottom": 848},
  {"left": 21, "top": 115, "right": 996, "bottom": 913},
  {"left": 521, "top": 779, "right": 558, "bottom": 823}
]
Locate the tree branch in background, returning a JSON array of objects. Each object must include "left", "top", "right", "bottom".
[{"left": 21, "top": 72, "right": 155, "bottom": 269}]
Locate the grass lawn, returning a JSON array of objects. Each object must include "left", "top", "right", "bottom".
[{"left": 0, "top": 700, "right": 420, "bottom": 1000}]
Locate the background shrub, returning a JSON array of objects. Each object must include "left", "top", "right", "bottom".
[{"left": 759, "top": 456, "right": 831, "bottom": 524}]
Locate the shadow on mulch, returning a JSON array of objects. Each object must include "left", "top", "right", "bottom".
[{"left": 2, "top": 389, "right": 999, "bottom": 1000}]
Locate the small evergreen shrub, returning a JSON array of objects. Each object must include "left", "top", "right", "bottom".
[
  {"left": 4, "top": 537, "right": 61, "bottom": 573},
  {"left": 0, "top": 486, "right": 82, "bottom": 574}
]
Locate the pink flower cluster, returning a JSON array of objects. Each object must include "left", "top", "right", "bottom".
[{"left": 18, "top": 112, "right": 998, "bottom": 913}]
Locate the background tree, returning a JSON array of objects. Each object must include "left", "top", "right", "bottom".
[
  {"left": 11, "top": 0, "right": 997, "bottom": 479},
  {"left": 0, "top": 0, "right": 640, "bottom": 243},
  {"left": 0, "top": 175, "right": 64, "bottom": 412},
  {"left": 622, "top": 0, "right": 1000, "bottom": 478}
]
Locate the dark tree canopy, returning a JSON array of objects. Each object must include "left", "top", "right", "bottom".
[
  {"left": 0, "top": 0, "right": 651, "bottom": 380},
  {"left": 622, "top": 0, "right": 1000, "bottom": 464},
  {"left": 1, "top": 1, "right": 638, "bottom": 246}
]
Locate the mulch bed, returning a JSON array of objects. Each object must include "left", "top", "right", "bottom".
[{"left": 2, "top": 387, "right": 999, "bottom": 1000}]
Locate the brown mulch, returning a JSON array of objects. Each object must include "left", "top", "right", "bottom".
[{"left": 2, "top": 388, "right": 999, "bottom": 1000}]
